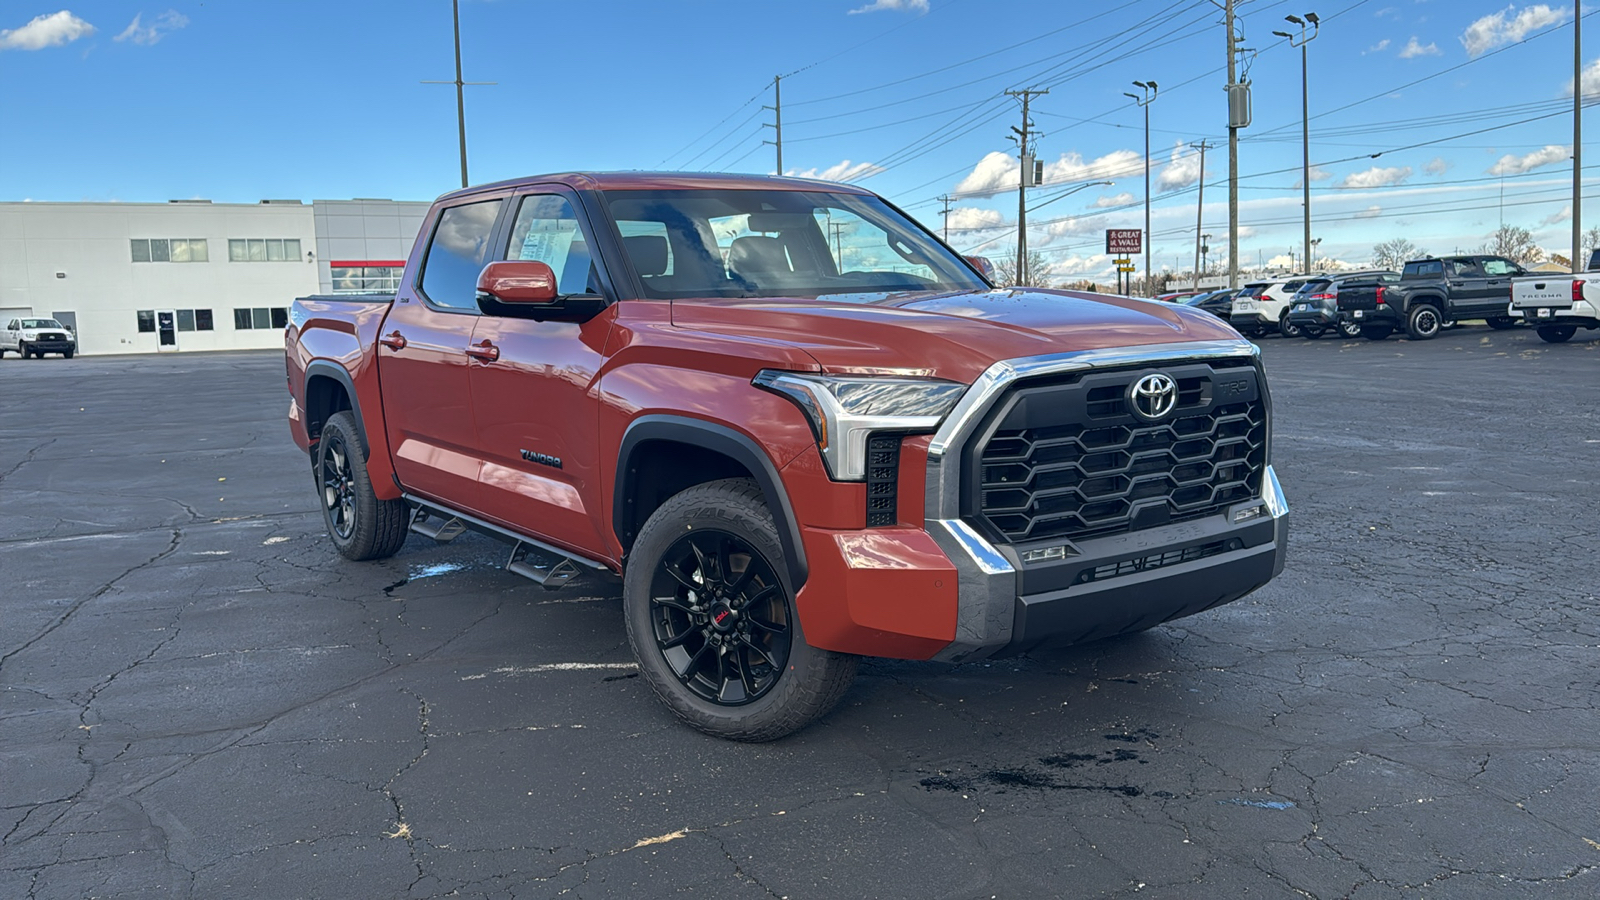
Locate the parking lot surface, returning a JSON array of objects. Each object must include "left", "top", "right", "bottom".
[{"left": 3, "top": 326, "right": 1598, "bottom": 899}]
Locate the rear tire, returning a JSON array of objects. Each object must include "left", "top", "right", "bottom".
[
  {"left": 1277, "top": 314, "right": 1302, "bottom": 338},
  {"left": 1537, "top": 324, "right": 1577, "bottom": 343},
  {"left": 624, "top": 478, "right": 857, "bottom": 742},
  {"left": 1338, "top": 320, "right": 1362, "bottom": 338},
  {"left": 1302, "top": 325, "right": 1326, "bottom": 340},
  {"left": 1361, "top": 324, "right": 1393, "bottom": 341},
  {"left": 1405, "top": 304, "right": 1442, "bottom": 340},
  {"left": 315, "top": 410, "right": 409, "bottom": 561}
]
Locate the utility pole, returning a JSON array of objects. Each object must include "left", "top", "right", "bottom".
[
  {"left": 938, "top": 195, "right": 955, "bottom": 243},
  {"left": 422, "top": 0, "right": 495, "bottom": 188},
  {"left": 1006, "top": 88, "right": 1048, "bottom": 286},
  {"left": 1574, "top": 9, "right": 1583, "bottom": 272},
  {"left": 1125, "top": 81, "right": 1158, "bottom": 295},
  {"left": 1190, "top": 139, "right": 1212, "bottom": 290},
  {"left": 1275, "top": 13, "right": 1320, "bottom": 275},
  {"left": 764, "top": 76, "right": 784, "bottom": 175},
  {"left": 1223, "top": 0, "right": 1243, "bottom": 288}
]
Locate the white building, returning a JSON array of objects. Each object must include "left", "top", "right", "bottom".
[{"left": 0, "top": 198, "right": 428, "bottom": 356}]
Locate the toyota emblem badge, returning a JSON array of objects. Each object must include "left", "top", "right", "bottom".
[{"left": 1128, "top": 373, "right": 1178, "bottom": 421}]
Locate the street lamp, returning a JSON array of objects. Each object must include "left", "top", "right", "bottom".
[
  {"left": 1310, "top": 237, "right": 1323, "bottom": 271},
  {"left": 1273, "top": 13, "right": 1319, "bottom": 275},
  {"left": 1124, "top": 80, "right": 1158, "bottom": 295}
]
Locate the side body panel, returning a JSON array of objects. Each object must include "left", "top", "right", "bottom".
[{"left": 286, "top": 297, "right": 402, "bottom": 499}]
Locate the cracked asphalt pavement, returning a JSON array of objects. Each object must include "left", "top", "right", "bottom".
[{"left": 3, "top": 326, "right": 1598, "bottom": 899}]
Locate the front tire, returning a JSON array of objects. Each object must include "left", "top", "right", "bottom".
[
  {"left": 1338, "top": 319, "right": 1363, "bottom": 338},
  {"left": 62, "top": 349, "right": 74, "bottom": 359},
  {"left": 1302, "top": 325, "right": 1326, "bottom": 340},
  {"left": 315, "top": 410, "right": 408, "bottom": 561},
  {"left": 1406, "top": 304, "right": 1442, "bottom": 340},
  {"left": 624, "top": 478, "right": 857, "bottom": 742},
  {"left": 1278, "top": 315, "right": 1302, "bottom": 338},
  {"left": 18, "top": 342, "right": 29, "bottom": 359},
  {"left": 1537, "top": 324, "right": 1577, "bottom": 343}
]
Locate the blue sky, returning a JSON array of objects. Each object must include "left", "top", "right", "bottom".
[{"left": 1, "top": 0, "right": 1594, "bottom": 280}]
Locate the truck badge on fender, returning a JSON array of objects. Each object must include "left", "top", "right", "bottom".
[{"left": 520, "top": 449, "right": 563, "bottom": 469}]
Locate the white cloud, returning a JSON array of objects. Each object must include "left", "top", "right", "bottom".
[
  {"left": 1488, "top": 144, "right": 1570, "bottom": 175},
  {"left": 1566, "top": 57, "right": 1600, "bottom": 97},
  {"left": 848, "top": 0, "right": 928, "bottom": 14},
  {"left": 1399, "top": 36, "right": 1441, "bottom": 58},
  {"left": 0, "top": 10, "right": 94, "bottom": 50},
  {"left": 1354, "top": 206, "right": 1384, "bottom": 219},
  {"left": 786, "top": 159, "right": 884, "bottom": 182},
  {"left": 954, "top": 148, "right": 1141, "bottom": 196},
  {"left": 114, "top": 10, "right": 188, "bottom": 46},
  {"left": 1291, "top": 166, "right": 1333, "bottom": 189},
  {"left": 1157, "top": 142, "right": 1203, "bottom": 190},
  {"left": 1093, "top": 192, "right": 1136, "bottom": 208},
  {"left": 1363, "top": 39, "right": 1392, "bottom": 55},
  {"left": 1542, "top": 203, "right": 1572, "bottom": 225},
  {"left": 946, "top": 207, "right": 1005, "bottom": 231},
  {"left": 1266, "top": 254, "right": 1296, "bottom": 269},
  {"left": 1043, "top": 217, "right": 1104, "bottom": 239},
  {"left": 1424, "top": 157, "right": 1452, "bottom": 176},
  {"left": 1338, "top": 166, "right": 1413, "bottom": 188},
  {"left": 1461, "top": 4, "right": 1571, "bottom": 57}
]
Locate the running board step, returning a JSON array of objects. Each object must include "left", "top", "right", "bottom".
[
  {"left": 409, "top": 509, "right": 467, "bottom": 543},
  {"left": 506, "top": 542, "right": 582, "bottom": 590}
]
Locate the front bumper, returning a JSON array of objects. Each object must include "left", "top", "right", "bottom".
[
  {"left": 22, "top": 339, "right": 75, "bottom": 353},
  {"left": 921, "top": 339, "right": 1288, "bottom": 662}
]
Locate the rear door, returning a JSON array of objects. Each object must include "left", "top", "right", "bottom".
[
  {"left": 378, "top": 194, "right": 508, "bottom": 508},
  {"left": 1478, "top": 257, "right": 1521, "bottom": 316},
  {"left": 1443, "top": 258, "right": 1489, "bottom": 317},
  {"left": 466, "top": 189, "right": 616, "bottom": 558}
]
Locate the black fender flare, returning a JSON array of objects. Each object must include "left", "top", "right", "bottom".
[
  {"left": 1403, "top": 292, "right": 1445, "bottom": 314},
  {"left": 615, "top": 415, "right": 808, "bottom": 591},
  {"left": 303, "top": 361, "right": 370, "bottom": 460}
]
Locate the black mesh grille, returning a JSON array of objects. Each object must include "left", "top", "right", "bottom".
[
  {"left": 865, "top": 434, "right": 902, "bottom": 527},
  {"left": 974, "top": 364, "right": 1266, "bottom": 544}
]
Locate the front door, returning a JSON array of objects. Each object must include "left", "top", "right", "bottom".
[
  {"left": 377, "top": 195, "right": 507, "bottom": 508},
  {"left": 468, "top": 191, "right": 614, "bottom": 558},
  {"left": 156, "top": 310, "right": 178, "bottom": 351}
]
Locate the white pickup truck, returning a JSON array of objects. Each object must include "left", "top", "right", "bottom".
[
  {"left": 1, "top": 317, "right": 77, "bottom": 359},
  {"left": 1509, "top": 251, "right": 1600, "bottom": 343}
]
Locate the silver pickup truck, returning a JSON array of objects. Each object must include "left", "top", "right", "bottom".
[{"left": 1509, "top": 250, "right": 1600, "bottom": 343}]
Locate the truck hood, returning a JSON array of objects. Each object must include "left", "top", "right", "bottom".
[{"left": 669, "top": 288, "right": 1243, "bottom": 383}]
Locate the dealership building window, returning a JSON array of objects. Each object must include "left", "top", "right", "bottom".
[
  {"left": 229, "top": 238, "right": 302, "bottom": 262},
  {"left": 234, "top": 307, "right": 289, "bottom": 330},
  {"left": 330, "top": 260, "right": 406, "bottom": 293},
  {"left": 131, "top": 238, "right": 209, "bottom": 263},
  {"left": 137, "top": 309, "right": 215, "bottom": 332}
]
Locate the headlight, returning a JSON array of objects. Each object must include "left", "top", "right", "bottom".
[{"left": 753, "top": 371, "right": 967, "bottom": 481}]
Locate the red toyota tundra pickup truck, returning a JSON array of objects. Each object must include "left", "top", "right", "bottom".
[{"left": 286, "top": 172, "right": 1288, "bottom": 741}]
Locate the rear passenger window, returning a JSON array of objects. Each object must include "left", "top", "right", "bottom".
[
  {"left": 504, "top": 195, "right": 596, "bottom": 295},
  {"left": 419, "top": 198, "right": 504, "bottom": 310},
  {"left": 1482, "top": 258, "right": 1516, "bottom": 276}
]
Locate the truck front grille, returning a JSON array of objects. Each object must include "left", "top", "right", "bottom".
[{"left": 972, "top": 362, "right": 1267, "bottom": 545}]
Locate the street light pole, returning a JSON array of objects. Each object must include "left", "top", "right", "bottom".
[
  {"left": 1274, "top": 13, "right": 1320, "bottom": 275},
  {"left": 1125, "top": 81, "right": 1158, "bottom": 295},
  {"left": 422, "top": 0, "right": 495, "bottom": 188}
]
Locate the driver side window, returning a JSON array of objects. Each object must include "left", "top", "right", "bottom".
[{"left": 505, "top": 194, "right": 596, "bottom": 295}]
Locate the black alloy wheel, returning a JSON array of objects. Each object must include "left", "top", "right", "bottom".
[
  {"left": 647, "top": 529, "right": 791, "bottom": 706},
  {"left": 321, "top": 431, "right": 358, "bottom": 541},
  {"left": 1406, "top": 304, "right": 1442, "bottom": 340}
]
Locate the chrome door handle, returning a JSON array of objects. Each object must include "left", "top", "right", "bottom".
[
  {"left": 379, "top": 331, "right": 407, "bottom": 351},
  {"left": 465, "top": 339, "right": 500, "bottom": 363}
]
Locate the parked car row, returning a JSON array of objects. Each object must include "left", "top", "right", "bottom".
[{"left": 1169, "top": 252, "right": 1595, "bottom": 345}]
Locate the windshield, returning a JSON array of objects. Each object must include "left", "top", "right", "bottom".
[
  {"left": 21, "top": 319, "right": 63, "bottom": 329},
  {"left": 599, "top": 189, "right": 987, "bottom": 300}
]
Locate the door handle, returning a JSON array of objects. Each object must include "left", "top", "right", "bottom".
[
  {"left": 465, "top": 339, "right": 500, "bottom": 363},
  {"left": 379, "top": 330, "right": 407, "bottom": 351}
]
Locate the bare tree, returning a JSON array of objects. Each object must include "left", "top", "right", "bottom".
[
  {"left": 1579, "top": 225, "right": 1600, "bottom": 268},
  {"left": 1481, "top": 224, "right": 1545, "bottom": 265},
  {"left": 1371, "top": 237, "right": 1424, "bottom": 271},
  {"left": 993, "top": 247, "right": 1055, "bottom": 287}
]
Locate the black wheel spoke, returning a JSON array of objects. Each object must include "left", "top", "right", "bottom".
[
  {"left": 665, "top": 564, "right": 702, "bottom": 595},
  {"left": 747, "top": 615, "right": 788, "bottom": 635},
  {"left": 732, "top": 644, "right": 758, "bottom": 697},
  {"left": 652, "top": 593, "right": 698, "bottom": 614},
  {"left": 659, "top": 629, "right": 697, "bottom": 650},
  {"left": 716, "top": 536, "right": 734, "bottom": 589},
  {"left": 737, "top": 634, "right": 777, "bottom": 669},
  {"left": 675, "top": 637, "right": 716, "bottom": 679}
]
